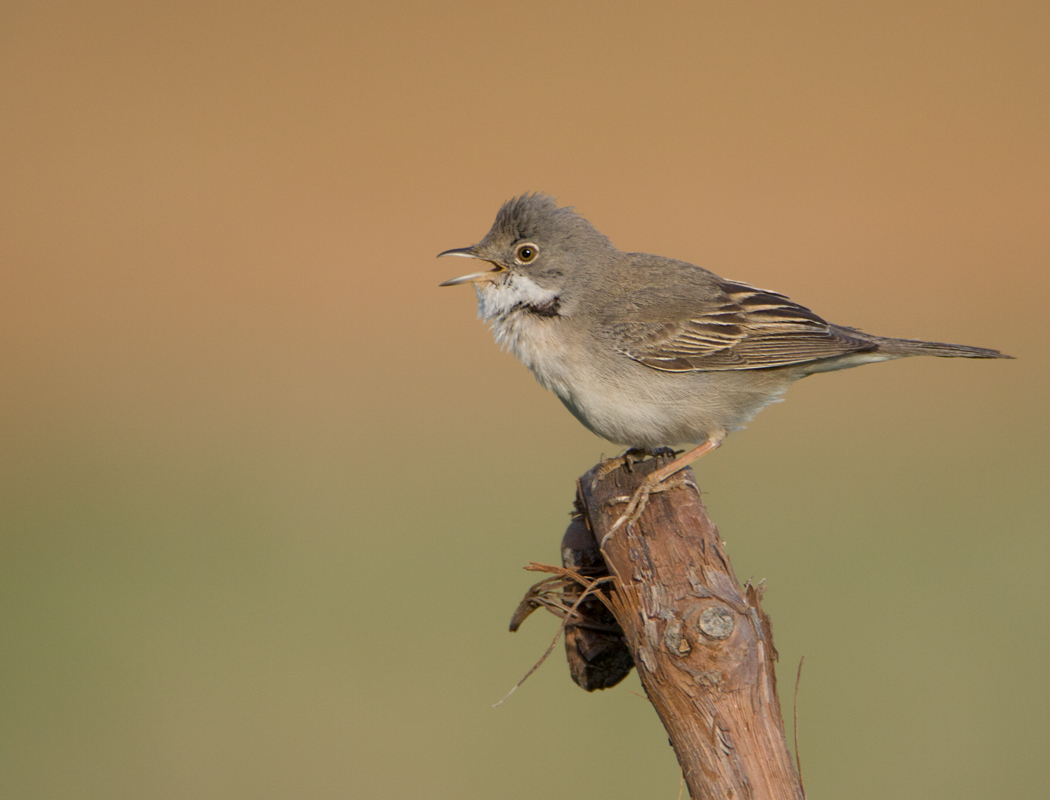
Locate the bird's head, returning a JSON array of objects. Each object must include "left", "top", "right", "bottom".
[{"left": 438, "top": 194, "right": 615, "bottom": 317}]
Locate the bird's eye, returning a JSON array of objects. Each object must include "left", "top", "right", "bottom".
[{"left": 515, "top": 243, "right": 539, "bottom": 264}]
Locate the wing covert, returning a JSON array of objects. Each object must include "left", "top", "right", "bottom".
[{"left": 611, "top": 281, "right": 877, "bottom": 372}]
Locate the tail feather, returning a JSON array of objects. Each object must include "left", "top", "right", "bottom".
[
  {"left": 871, "top": 336, "right": 1012, "bottom": 360},
  {"left": 830, "top": 324, "right": 1012, "bottom": 360}
]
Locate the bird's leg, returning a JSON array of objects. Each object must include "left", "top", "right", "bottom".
[
  {"left": 602, "top": 439, "right": 723, "bottom": 546},
  {"left": 642, "top": 440, "right": 721, "bottom": 485}
]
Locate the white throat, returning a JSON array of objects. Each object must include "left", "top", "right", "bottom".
[
  {"left": 473, "top": 274, "right": 572, "bottom": 396},
  {"left": 475, "top": 273, "right": 559, "bottom": 324}
]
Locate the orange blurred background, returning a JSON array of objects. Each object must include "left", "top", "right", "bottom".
[{"left": 1, "top": 2, "right": 1047, "bottom": 798}]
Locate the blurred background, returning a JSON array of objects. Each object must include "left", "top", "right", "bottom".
[{"left": 1, "top": 1, "right": 1047, "bottom": 797}]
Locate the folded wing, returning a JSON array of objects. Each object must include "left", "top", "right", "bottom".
[{"left": 610, "top": 281, "right": 877, "bottom": 372}]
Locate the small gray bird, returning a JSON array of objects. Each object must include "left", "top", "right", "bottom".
[{"left": 439, "top": 194, "right": 1010, "bottom": 521}]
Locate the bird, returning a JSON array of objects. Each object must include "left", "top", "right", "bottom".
[{"left": 439, "top": 193, "right": 1011, "bottom": 531}]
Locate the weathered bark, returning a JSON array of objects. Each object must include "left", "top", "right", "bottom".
[{"left": 566, "top": 453, "right": 804, "bottom": 800}]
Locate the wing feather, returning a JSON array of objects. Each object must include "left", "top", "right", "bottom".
[{"left": 611, "top": 281, "right": 876, "bottom": 372}]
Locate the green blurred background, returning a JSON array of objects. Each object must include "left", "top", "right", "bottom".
[{"left": 2, "top": 1, "right": 1047, "bottom": 797}]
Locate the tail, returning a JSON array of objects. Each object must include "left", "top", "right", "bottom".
[
  {"left": 829, "top": 324, "right": 1012, "bottom": 359},
  {"left": 861, "top": 333, "right": 1011, "bottom": 360}
]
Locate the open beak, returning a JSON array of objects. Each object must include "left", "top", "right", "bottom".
[{"left": 437, "top": 246, "right": 506, "bottom": 286}]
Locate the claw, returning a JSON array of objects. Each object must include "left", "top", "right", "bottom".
[
  {"left": 602, "top": 476, "right": 690, "bottom": 546},
  {"left": 598, "top": 438, "right": 724, "bottom": 548},
  {"left": 593, "top": 448, "right": 651, "bottom": 482}
]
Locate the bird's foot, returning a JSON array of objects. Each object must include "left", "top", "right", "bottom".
[
  {"left": 648, "top": 446, "right": 681, "bottom": 462},
  {"left": 594, "top": 446, "right": 682, "bottom": 481},
  {"left": 594, "top": 448, "right": 650, "bottom": 480},
  {"left": 602, "top": 474, "right": 691, "bottom": 546},
  {"left": 598, "top": 439, "right": 723, "bottom": 548}
]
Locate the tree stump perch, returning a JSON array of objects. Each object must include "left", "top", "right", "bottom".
[{"left": 513, "top": 453, "right": 805, "bottom": 800}]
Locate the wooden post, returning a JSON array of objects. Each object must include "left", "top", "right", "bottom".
[{"left": 520, "top": 453, "right": 805, "bottom": 800}]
